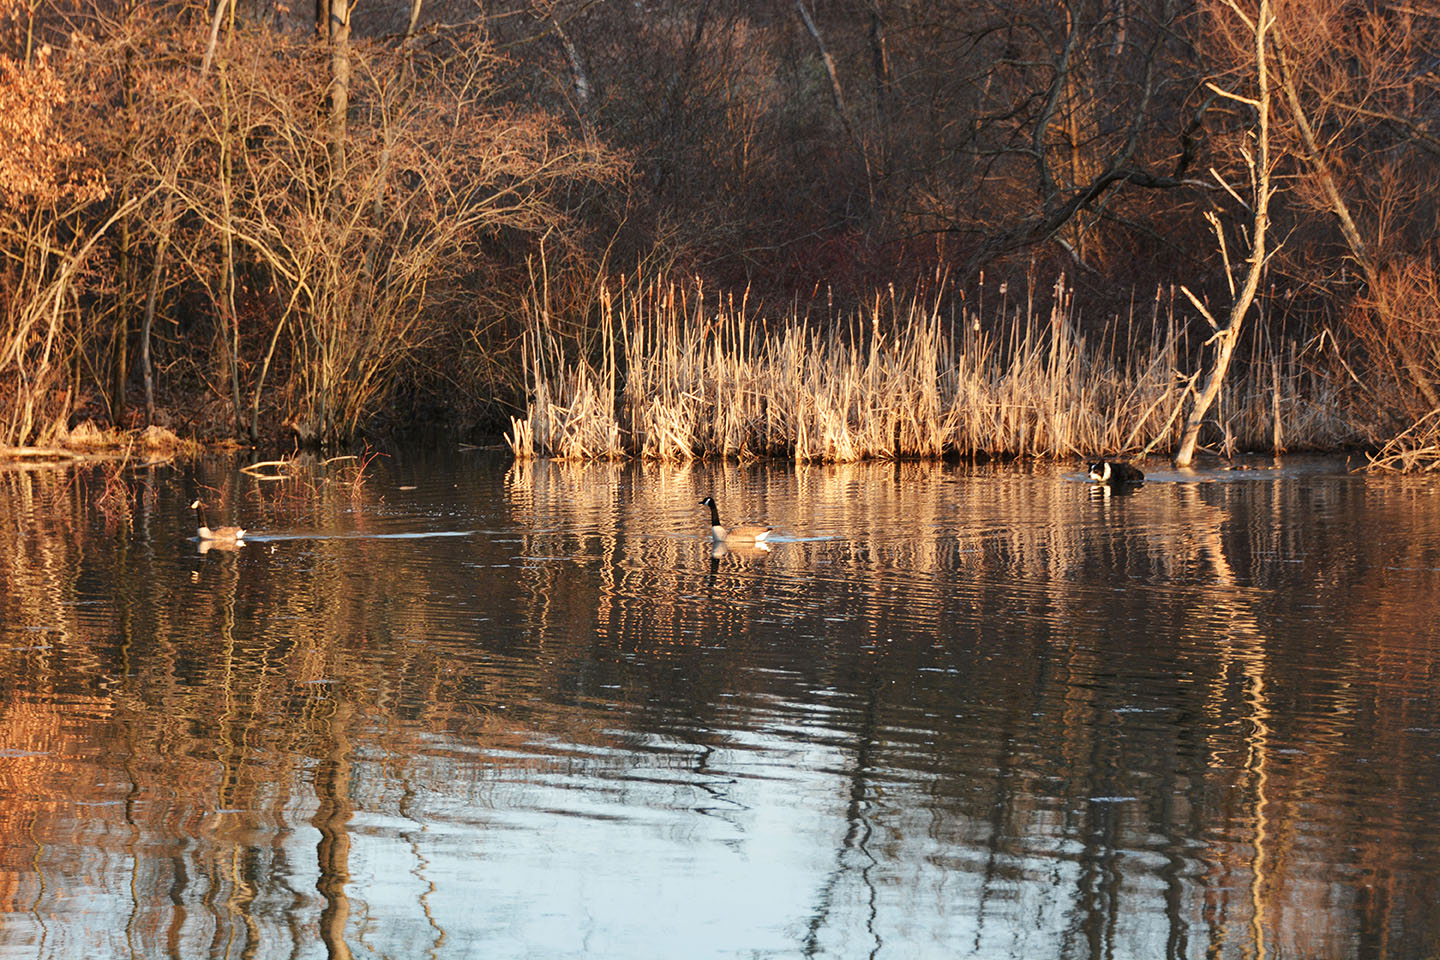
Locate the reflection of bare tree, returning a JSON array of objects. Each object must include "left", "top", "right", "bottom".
[
  {"left": 314, "top": 699, "right": 354, "bottom": 960},
  {"left": 1176, "top": 482, "right": 1235, "bottom": 586},
  {"left": 801, "top": 645, "right": 884, "bottom": 959},
  {"left": 397, "top": 771, "right": 447, "bottom": 958}
]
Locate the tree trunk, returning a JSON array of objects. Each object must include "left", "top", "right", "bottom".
[
  {"left": 141, "top": 222, "right": 171, "bottom": 426},
  {"left": 201, "top": 0, "right": 228, "bottom": 78},
  {"left": 328, "top": 0, "right": 351, "bottom": 169},
  {"left": 552, "top": 15, "right": 593, "bottom": 139},
  {"left": 1175, "top": 0, "right": 1273, "bottom": 468},
  {"left": 795, "top": 0, "right": 873, "bottom": 204},
  {"left": 866, "top": 1, "right": 891, "bottom": 177},
  {"left": 210, "top": 64, "right": 248, "bottom": 439},
  {"left": 111, "top": 216, "right": 130, "bottom": 424}
]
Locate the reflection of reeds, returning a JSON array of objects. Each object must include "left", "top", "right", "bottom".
[{"left": 509, "top": 279, "right": 1349, "bottom": 462}]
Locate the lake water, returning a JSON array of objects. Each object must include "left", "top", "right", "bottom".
[{"left": 1, "top": 451, "right": 1438, "bottom": 959}]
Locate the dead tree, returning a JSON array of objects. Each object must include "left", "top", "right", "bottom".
[{"left": 1174, "top": 0, "right": 1274, "bottom": 468}]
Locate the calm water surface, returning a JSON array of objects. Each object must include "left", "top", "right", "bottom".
[{"left": 1, "top": 452, "right": 1438, "bottom": 959}]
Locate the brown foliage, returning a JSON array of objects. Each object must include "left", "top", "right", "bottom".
[
  {"left": 0, "top": 49, "right": 104, "bottom": 207},
  {"left": 0, "top": 39, "right": 119, "bottom": 447},
  {"left": 113, "top": 26, "right": 622, "bottom": 442}
]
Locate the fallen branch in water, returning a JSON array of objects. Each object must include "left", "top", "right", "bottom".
[
  {"left": 0, "top": 446, "right": 83, "bottom": 461},
  {"left": 241, "top": 458, "right": 302, "bottom": 480},
  {"left": 1366, "top": 408, "right": 1440, "bottom": 472}
]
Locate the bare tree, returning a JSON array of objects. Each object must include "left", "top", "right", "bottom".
[
  {"left": 1174, "top": 0, "right": 1273, "bottom": 468},
  {"left": 1269, "top": 10, "right": 1440, "bottom": 417},
  {"left": 328, "top": 0, "right": 352, "bottom": 167}
]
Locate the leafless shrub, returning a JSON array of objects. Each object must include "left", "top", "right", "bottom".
[{"left": 103, "top": 23, "right": 620, "bottom": 444}]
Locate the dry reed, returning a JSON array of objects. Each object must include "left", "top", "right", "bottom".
[{"left": 508, "top": 277, "right": 1356, "bottom": 462}]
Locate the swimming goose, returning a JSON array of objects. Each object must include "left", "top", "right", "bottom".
[
  {"left": 1087, "top": 460, "right": 1145, "bottom": 486},
  {"left": 191, "top": 499, "right": 247, "bottom": 541},
  {"left": 698, "top": 496, "right": 771, "bottom": 543}
]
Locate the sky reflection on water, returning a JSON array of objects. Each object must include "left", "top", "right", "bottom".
[{"left": 0, "top": 452, "right": 1437, "bottom": 959}]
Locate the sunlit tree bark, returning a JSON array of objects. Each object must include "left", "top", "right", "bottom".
[
  {"left": 1174, "top": 0, "right": 1273, "bottom": 468},
  {"left": 328, "top": 0, "right": 351, "bottom": 168}
]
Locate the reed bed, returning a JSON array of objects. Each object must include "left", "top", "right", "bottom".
[{"left": 508, "top": 278, "right": 1354, "bottom": 462}]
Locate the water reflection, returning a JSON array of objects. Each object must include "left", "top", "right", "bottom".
[{"left": 0, "top": 454, "right": 1438, "bottom": 958}]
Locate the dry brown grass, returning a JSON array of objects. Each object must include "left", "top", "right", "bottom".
[
  {"left": 0, "top": 421, "right": 200, "bottom": 463},
  {"left": 509, "top": 277, "right": 1352, "bottom": 462}
]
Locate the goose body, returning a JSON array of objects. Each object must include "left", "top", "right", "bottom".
[
  {"left": 699, "top": 496, "right": 771, "bottom": 543},
  {"left": 1087, "top": 460, "right": 1145, "bottom": 486},
  {"left": 191, "top": 499, "right": 247, "bottom": 542}
]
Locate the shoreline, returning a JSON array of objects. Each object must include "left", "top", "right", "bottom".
[{"left": 0, "top": 422, "right": 1376, "bottom": 469}]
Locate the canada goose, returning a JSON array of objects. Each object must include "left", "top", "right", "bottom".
[
  {"left": 698, "top": 496, "right": 771, "bottom": 543},
  {"left": 1087, "top": 460, "right": 1145, "bottom": 486},
  {"left": 190, "top": 499, "right": 246, "bottom": 542}
]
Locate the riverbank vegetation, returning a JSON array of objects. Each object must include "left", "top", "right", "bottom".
[
  {"left": 507, "top": 276, "right": 1350, "bottom": 461},
  {"left": 1, "top": 0, "right": 1438, "bottom": 468}
]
